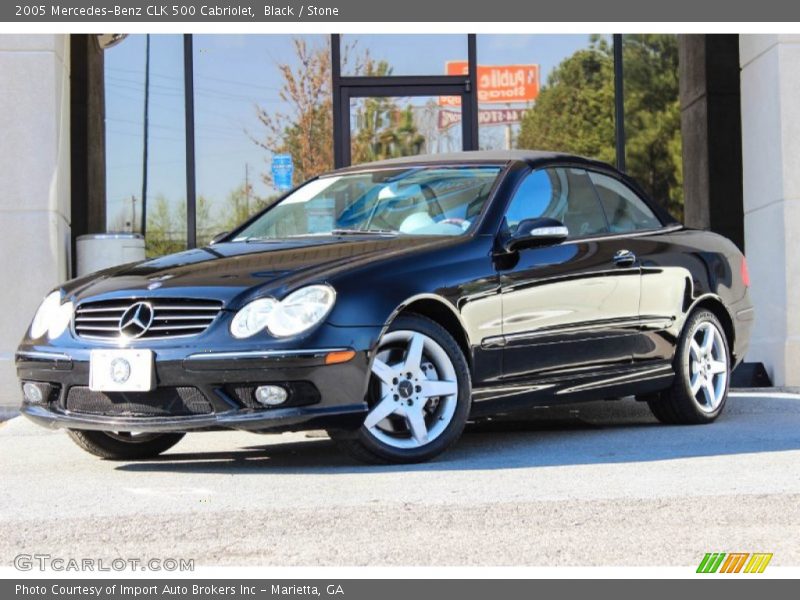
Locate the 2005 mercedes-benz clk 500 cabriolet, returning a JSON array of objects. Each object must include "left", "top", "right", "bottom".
[{"left": 17, "top": 151, "right": 754, "bottom": 464}]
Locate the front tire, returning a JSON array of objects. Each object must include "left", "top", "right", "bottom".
[
  {"left": 67, "top": 430, "right": 185, "bottom": 460},
  {"left": 330, "top": 313, "right": 471, "bottom": 464},
  {"left": 646, "top": 309, "right": 730, "bottom": 424}
]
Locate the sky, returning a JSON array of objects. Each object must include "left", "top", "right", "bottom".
[{"left": 104, "top": 33, "right": 602, "bottom": 233}]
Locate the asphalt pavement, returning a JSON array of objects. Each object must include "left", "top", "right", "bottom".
[{"left": 1, "top": 391, "right": 799, "bottom": 567}]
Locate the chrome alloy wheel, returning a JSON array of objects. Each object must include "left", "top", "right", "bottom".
[
  {"left": 365, "top": 330, "right": 459, "bottom": 449},
  {"left": 688, "top": 321, "right": 728, "bottom": 412}
]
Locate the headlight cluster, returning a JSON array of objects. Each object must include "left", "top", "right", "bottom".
[
  {"left": 230, "top": 284, "right": 336, "bottom": 339},
  {"left": 30, "top": 291, "right": 74, "bottom": 340}
]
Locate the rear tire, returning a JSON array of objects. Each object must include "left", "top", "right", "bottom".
[
  {"left": 67, "top": 430, "right": 185, "bottom": 460},
  {"left": 329, "top": 313, "right": 471, "bottom": 464},
  {"left": 646, "top": 309, "right": 730, "bottom": 424}
]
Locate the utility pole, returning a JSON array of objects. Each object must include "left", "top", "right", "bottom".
[
  {"left": 244, "top": 162, "right": 250, "bottom": 216},
  {"left": 130, "top": 195, "right": 138, "bottom": 233},
  {"left": 183, "top": 34, "right": 197, "bottom": 249},
  {"left": 504, "top": 103, "right": 513, "bottom": 150},
  {"left": 140, "top": 33, "right": 151, "bottom": 236}
]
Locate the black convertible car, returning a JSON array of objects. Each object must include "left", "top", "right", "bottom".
[{"left": 16, "top": 150, "right": 753, "bottom": 463}]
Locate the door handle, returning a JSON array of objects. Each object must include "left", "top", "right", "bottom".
[{"left": 613, "top": 249, "right": 637, "bottom": 266}]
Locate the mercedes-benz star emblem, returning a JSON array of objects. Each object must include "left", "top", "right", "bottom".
[
  {"left": 118, "top": 302, "right": 155, "bottom": 338},
  {"left": 109, "top": 357, "right": 131, "bottom": 384}
]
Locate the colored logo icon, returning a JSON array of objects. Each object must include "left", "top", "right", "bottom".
[{"left": 697, "top": 552, "right": 773, "bottom": 573}]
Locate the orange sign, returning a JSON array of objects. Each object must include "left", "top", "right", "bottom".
[{"left": 440, "top": 61, "right": 540, "bottom": 106}]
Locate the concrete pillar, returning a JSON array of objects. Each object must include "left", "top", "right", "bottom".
[
  {"left": 740, "top": 35, "right": 800, "bottom": 386},
  {"left": 679, "top": 34, "right": 744, "bottom": 250},
  {"left": 70, "top": 34, "right": 106, "bottom": 266},
  {"left": 0, "top": 35, "right": 71, "bottom": 410}
]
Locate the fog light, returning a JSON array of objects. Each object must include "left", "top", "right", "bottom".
[
  {"left": 255, "top": 385, "right": 288, "bottom": 406},
  {"left": 22, "top": 382, "right": 44, "bottom": 403}
]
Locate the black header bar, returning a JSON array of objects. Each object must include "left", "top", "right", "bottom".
[{"left": 3, "top": 0, "right": 800, "bottom": 23}]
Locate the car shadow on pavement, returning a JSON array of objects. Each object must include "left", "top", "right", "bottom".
[{"left": 114, "top": 393, "right": 800, "bottom": 474}]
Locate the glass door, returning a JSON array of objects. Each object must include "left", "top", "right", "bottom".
[
  {"left": 348, "top": 95, "right": 464, "bottom": 165},
  {"left": 332, "top": 34, "right": 479, "bottom": 168},
  {"left": 337, "top": 86, "right": 474, "bottom": 167}
]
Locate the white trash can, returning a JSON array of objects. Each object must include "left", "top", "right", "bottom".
[{"left": 76, "top": 233, "right": 146, "bottom": 277}]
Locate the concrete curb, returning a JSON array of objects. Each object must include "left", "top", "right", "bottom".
[{"left": 732, "top": 387, "right": 800, "bottom": 395}]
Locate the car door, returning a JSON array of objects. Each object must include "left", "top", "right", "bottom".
[
  {"left": 496, "top": 167, "right": 642, "bottom": 380},
  {"left": 586, "top": 170, "right": 683, "bottom": 363}
]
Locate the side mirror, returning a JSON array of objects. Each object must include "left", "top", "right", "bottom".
[
  {"left": 209, "top": 231, "right": 229, "bottom": 245},
  {"left": 504, "top": 217, "right": 569, "bottom": 252}
]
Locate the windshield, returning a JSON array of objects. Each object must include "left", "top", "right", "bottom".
[{"left": 232, "top": 166, "right": 502, "bottom": 241}]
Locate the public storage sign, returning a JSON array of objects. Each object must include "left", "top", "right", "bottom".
[
  {"left": 437, "top": 108, "right": 527, "bottom": 130},
  {"left": 440, "top": 61, "right": 540, "bottom": 106}
]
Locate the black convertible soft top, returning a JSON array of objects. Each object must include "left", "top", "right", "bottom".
[{"left": 334, "top": 149, "right": 609, "bottom": 172}]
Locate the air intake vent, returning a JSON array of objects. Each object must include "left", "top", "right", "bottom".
[
  {"left": 74, "top": 298, "right": 223, "bottom": 340},
  {"left": 66, "top": 386, "right": 213, "bottom": 416}
]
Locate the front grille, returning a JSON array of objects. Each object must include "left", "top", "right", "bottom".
[
  {"left": 65, "top": 386, "right": 213, "bottom": 416},
  {"left": 74, "top": 298, "right": 223, "bottom": 340}
]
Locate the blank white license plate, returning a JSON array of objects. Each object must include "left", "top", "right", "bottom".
[{"left": 89, "top": 349, "right": 154, "bottom": 392}]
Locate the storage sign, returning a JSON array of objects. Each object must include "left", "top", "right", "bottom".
[{"left": 440, "top": 62, "right": 540, "bottom": 106}]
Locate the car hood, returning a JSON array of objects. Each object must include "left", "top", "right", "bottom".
[{"left": 64, "top": 235, "right": 460, "bottom": 305}]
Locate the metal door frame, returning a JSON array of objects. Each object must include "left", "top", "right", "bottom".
[{"left": 331, "top": 34, "right": 479, "bottom": 168}]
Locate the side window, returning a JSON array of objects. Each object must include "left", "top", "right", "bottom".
[
  {"left": 503, "top": 168, "right": 609, "bottom": 238},
  {"left": 588, "top": 172, "right": 662, "bottom": 233},
  {"left": 559, "top": 168, "right": 609, "bottom": 237},
  {"left": 503, "top": 168, "right": 561, "bottom": 233}
]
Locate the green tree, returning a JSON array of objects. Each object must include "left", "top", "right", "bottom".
[
  {"left": 145, "top": 194, "right": 221, "bottom": 256},
  {"left": 349, "top": 60, "right": 425, "bottom": 163},
  {"left": 621, "top": 34, "right": 683, "bottom": 218},
  {"left": 254, "top": 38, "right": 426, "bottom": 185},
  {"left": 176, "top": 195, "right": 213, "bottom": 247},
  {"left": 353, "top": 101, "right": 426, "bottom": 163},
  {"left": 254, "top": 38, "right": 335, "bottom": 186},
  {"left": 145, "top": 195, "right": 183, "bottom": 257},
  {"left": 517, "top": 36, "right": 616, "bottom": 165},
  {"left": 517, "top": 35, "right": 683, "bottom": 218},
  {"left": 218, "top": 183, "right": 278, "bottom": 232},
  {"left": 221, "top": 184, "right": 253, "bottom": 231}
]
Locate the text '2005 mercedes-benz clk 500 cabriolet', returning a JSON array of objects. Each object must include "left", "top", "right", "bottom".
[{"left": 16, "top": 151, "right": 753, "bottom": 464}]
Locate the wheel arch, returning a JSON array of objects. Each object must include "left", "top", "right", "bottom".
[
  {"left": 687, "top": 295, "right": 736, "bottom": 359},
  {"left": 382, "top": 294, "right": 473, "bottom": 374}
]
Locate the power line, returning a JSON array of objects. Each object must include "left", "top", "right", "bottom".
[
  {"left": 108, "top": 65, "right": 283, "bottom": 93},
  {"left": 107, "top": 116, "right": 245, "bottom": 137}
]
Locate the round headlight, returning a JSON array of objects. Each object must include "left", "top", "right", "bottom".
[
  {"left": 48, "top": 300, "right": 74, "bottom": 339},
  {"left": 230, "top": 298, "right": 277, "bottom": 339},
  {"left": 267, "top": 285, "right": 336, "bottom": 337},
  {"left": 30, "top": 292, "right": 62, "bottom": 339}
]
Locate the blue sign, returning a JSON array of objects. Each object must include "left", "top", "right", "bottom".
[{"left": 271, "top": 154, "right": 294, "bottom": 192}]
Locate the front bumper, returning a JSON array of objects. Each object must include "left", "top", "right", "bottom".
[
  {"left": 16, "top": 342, "right": 374, "bottom": 434},
  {"left": 20, "top": 401, "right": 367, "bottom": 433}
]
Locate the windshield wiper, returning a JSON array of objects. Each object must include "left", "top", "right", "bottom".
[
  {"left": 237, "top": 230, "right": 398, "bottom": 241},
  {"left": 330, "top": 228, "right": 398, "bottom": 236},
  {"left": 238, "top": 237, "right": 285, "bottom": 243}
]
